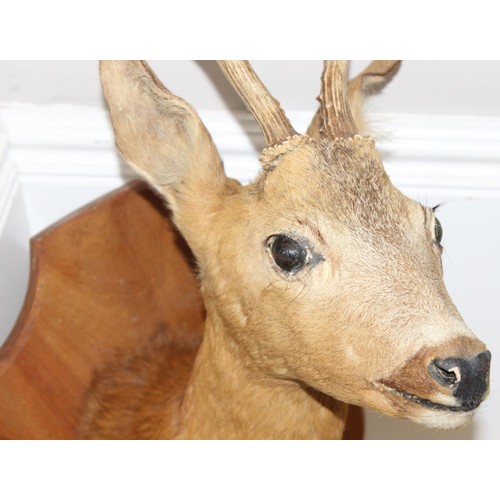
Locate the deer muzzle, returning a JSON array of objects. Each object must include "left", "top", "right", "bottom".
[
  {"left": 428, "top": 350, "right": 491, "bottom": 412},
  {"left": 373, "top": 336, "right": 491, "bottom": 428}
]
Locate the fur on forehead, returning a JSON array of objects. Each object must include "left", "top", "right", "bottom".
[{"left": 253, "top": 134, "right": 411, "bottom": 235}]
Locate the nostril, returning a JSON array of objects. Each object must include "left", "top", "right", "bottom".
[{"left": 429, "top": 359, "right": 461, "bottom": 387}]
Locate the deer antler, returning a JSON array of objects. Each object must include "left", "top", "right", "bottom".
[
  {"left": 318, "top": 61, "right": 358, "bottom": 138},
  {"left": 308, "top": 60, "right": 401, "bottom": 138},
  {"left": 217, "top": 61, "right": 297, "bottom": 147}
]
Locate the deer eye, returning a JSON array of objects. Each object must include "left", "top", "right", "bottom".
[
  {"left": 268, "top": 235, "right": 308, "bottom": 273},
  {"left": 434, "top": 217, "right": 443, "bottom": 244}
]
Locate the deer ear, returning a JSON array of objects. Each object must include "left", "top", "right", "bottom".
[
  {"left": 346, "top": 60, "right": 401, "bottom": 134},
  {"left": 100, "top": 61, "right": 229, "bottom": 213}
]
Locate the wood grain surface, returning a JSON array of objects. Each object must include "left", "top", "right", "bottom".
[{"left": 0, "top": 181, "right": 204, "bottom": 439}]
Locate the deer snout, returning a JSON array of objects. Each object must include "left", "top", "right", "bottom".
[
  {"left": 375, "top": 337, "right": 491, "bottom": 426},
  {"left": 428, "top": 350, "right": 491, "bottom": 411}
]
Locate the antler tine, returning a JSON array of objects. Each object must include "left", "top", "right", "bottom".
[
  {"left": 307, "top": 60, "right": 401, "bottom": 138},
  {"left": 217, "top": 61, "right": 297, "bottom": 147},
  {"left": 319, "top": 61, "right": 358, "bottom": 138}
]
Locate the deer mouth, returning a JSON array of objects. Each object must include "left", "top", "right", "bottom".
[{"left": 373, "top": 382, "right": 479, "bottom": 413}]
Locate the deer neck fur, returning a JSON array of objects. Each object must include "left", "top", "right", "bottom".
[{"left": 171, "top": 312, "right": 348, "bottom": 440}]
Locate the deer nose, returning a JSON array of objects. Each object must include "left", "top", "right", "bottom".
[{"left": 428, "top": 350, "right": 491, "bottom": 411}]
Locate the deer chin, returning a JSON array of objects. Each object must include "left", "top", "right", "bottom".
[{"left": 371, "top": 381, "right": 478, "bottom": 430}]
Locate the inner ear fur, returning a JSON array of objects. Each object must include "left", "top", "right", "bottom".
[{"left": 100, "top": 61, "right": 230, "bottom": 214}]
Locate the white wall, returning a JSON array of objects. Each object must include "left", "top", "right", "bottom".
[
  {"left": 2, "top": 61, "right": 500, "bottom": 116},
  {"left": 0, "top": 61, "right": 499, "bottom": 439}
]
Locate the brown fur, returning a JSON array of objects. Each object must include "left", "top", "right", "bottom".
[
  {"left": 79, "top": 329, "right": 201, "bottom": 439},
  {"left": 79, "top": 61, "right": 490, "bottom": 439}
]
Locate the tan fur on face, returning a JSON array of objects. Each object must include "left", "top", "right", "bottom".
[
  {"left": 183, "top": 136, "right": 485, "bottom": 418},
  {"left": 80, "top": 61, "right": 490, "bottom": 439}
]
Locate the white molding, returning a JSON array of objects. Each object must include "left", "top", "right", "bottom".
[
  {"left": 1, "top": 103, "right": 500, "bottom": 198},
  {"left": 373, "top": 114, "right": 500, "bottom": 198}
]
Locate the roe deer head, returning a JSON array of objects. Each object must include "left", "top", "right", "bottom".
[{"left": 95, "top": 60, "right": 491, "bottom": 438}]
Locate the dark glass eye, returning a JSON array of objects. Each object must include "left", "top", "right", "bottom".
[
  {"left": 434, "top": 217, "right": 443, "bottom": 244},
  {"left": 269, "top": 235, "right": 308, "bottom": 273}
]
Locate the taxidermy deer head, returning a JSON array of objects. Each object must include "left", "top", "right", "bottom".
[{"left": 97, "top": 60, "right": 491, "bottom": 438}]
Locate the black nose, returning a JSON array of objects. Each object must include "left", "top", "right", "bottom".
[{"left": 428, "top": 350, "right": 491, "bottom": 411}]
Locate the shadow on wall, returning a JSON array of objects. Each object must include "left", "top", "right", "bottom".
[
  {"left": 0, "top": 185, "right": 30, "bottom": 346},
  {"left": 0, "top": 237, "right": 30, "bottom": 344},
  {"left": 196, "top": 60, "right": 273, "bottom": 154},
  {"left": 365, "top": 411, "right": 476, "bottom": 440}
]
